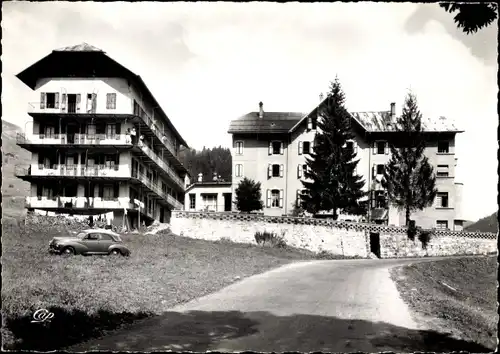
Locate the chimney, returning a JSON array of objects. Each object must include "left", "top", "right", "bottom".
[
  {"left": 390, "top": 102, "right": 396, "bottom": 118},
  {"left": 319, "top": 93, "right": 324, "bottom": 102},
  {"left": 259, "top": 101, "right": 264, "bottom": 118},
  {"left": 197, "top": 173, "right": 203, "bottom": 183}
]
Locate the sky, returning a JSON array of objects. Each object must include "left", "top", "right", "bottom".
[{"left": 2, "top": 2, "right": 498, "bottom": 221}]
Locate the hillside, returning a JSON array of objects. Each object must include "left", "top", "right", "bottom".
[
  {"left": 465, "top": 212, "right": 498, "bottom": 233},
  {"left": 2, "top": 120, "right": 31, "bottom": 217}
]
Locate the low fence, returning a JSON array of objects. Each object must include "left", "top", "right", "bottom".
[{"left": 171, "top": 211, "right": 497, "bottom": 258}]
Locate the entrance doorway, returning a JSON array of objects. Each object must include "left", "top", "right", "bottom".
[
  {"left": 369, "top": 232, "right": 381, "bottom": 258},
  {"left": 223, "top": 193, "right": 232, "bottom": 212}
]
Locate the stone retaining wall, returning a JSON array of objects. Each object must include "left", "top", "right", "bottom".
[{"left": 171, "top": 211, "right": 497, "bottom": 258}]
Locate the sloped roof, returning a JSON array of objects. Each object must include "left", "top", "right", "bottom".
[
  {"left": 54, "top": 42, "right": 103, "bottom": 52},
  {"left": 351, "top": 111, "right": 463, "bottom": 133},
  {"left": 185, "top": 181, "right": 232, "bottom": 192},
  {"left": 228, "top": 112, "right": 306, "bottom": 134}
]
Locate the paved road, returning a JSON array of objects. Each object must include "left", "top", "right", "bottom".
[{"left": 69, "top": 257, "right": 482, "bottom": 352}]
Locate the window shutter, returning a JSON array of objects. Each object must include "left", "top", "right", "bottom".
[
  {"left": 310, "top": 140, "right": 314, "bottom": 152},
  {"left": 114, "top": 184, "right": 119, "bottom": 198},
  {"left": 112, "top": 93, "right": 117, "bottom": 109},
  {"left": 266, "top": 189, "right": 271, "bottom": 207},
  {"left": 280, "top": 141, "right": 284, "bottom": 155},
  {"left": 268, "top": 164, "right": 272, "bottom": 178},
  {"left": 296, "top": 190, "right": 301, "bottom": 205},
  {"left": 279, "top": 189, "right": 284, "bottom": 207},
  {"left": 61, "top": 94, "right": 67, "bottom": 110},
  {"left": 297, "top": 164, "right": 303, "bottom": 178},
  {"left": 40, "top": 93, "right": 46, "bottom": 109},
  {"left": 372, "top": 163, "right": 376, "bottom": 178},
  {"left": 240, "top": 164, "right": 244, "bottom": 177},
  {"left": 116, "top": 123, "right": 121, "bottom": 139},
  {"left": 92, "top": 93, "right": 97, "bottom": 112},
  {"left": 307, "top": 117, "right": 312, "bottom": 130},
  {"left": 298, "top": 141, "right": 303, "bottom": 155},
  {"left": 55, "top": 93, "right": 60, "bottom": 109},
  {"left": 385, "top": 142, "right": 389, "bottom": 155},
  {"left": 268, "top": 142, "right": 273, "bottom": 155},
  {"left": 99, "top": 185, "right": 104, "bottom": 198},
  {"left": 279, "top": 164, "right": 284, "bottom": 177},
  {"left": 76, "top": 94, "right": 81, "bottom": 111},
  {"left": 354, "top": 142, "right": 358, "bottom": 154},
  {"left": 372, "top": 142, "right": 377, "bottom": 155},
  {"left": 106, "top": 94, "right": 111, "bottom": 109}
]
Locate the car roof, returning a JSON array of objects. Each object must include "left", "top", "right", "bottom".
[{"left": 82, "top": 228, "right": 120, "bottom": 237}]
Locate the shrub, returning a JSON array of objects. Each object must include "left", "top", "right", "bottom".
[
  {"left": 418, "top": 230, "right": 432, "bottom": 249},
  {"left": 290, "top": 201, "right": 305, "bottom": 217},
  {"left": 234, "top": 178, "right": 264, "bottom": 213},
  {"left": 254, "top": 231, "right": 287, "bottom": 249}
]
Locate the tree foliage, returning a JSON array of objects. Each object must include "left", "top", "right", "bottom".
[
  {"left": 300, "top": 77, "right": 367, "bottom": 219},
  {"left": 440, "top": 2, "right": 498, "bottom": 34},
  {"left": 383, "top": 92, "right": 437, "bottom": 226},
  {"left": 234, "top": 177, "right": 264, "bottom": 213},
  {"left": 178, "top": 146, "right": 232, "bottom": 183}
]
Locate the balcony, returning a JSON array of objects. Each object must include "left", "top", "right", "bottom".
[
  {"left": 28, "top": 102, "right": 94, "bottom": 115},
  {"left": 17, "top": 133, "right": 131, "bottom": 146},
  {"left": 15, "top": 164, "right": 131, "bottom": 178},
  {"left": 134, "top": 142, "right": 184, "bottom": 190},
  {"left": 132, "top": 170, "right": 184, "bottom": 210},
  {"left": 25, "top": 196, "right": 136, "bottom": 210}
]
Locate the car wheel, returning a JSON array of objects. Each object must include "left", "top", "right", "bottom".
[
  {"left": 62, "top": 247, "right": 75, "bottom": 256},
  {"left": 110, "top": 249, "right": 122, "bottom": 256}
]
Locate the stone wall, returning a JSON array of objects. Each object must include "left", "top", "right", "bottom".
[{"left": 171, "top": 211, "right": 497, "bottom": 258}]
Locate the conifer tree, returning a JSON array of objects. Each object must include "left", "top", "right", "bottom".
[
  {"left": 383, "top": 92, "right": 437, "bottom": 226},
  {"left": 300, "top": 77, "right": 366, "bottom": 219},
  {"left": 234, "top": 177, "right": 264, "bottom": 213}
]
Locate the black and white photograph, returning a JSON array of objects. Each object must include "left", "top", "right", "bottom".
[{"left": 1, "top": 1, "right": 498, "bottom": 352}]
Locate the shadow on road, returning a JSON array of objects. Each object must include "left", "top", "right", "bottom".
[{"left": 63, "top": 310, "right": 493, "bottom": 353}]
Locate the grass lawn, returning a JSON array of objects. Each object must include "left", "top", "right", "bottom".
[
  {"left": 390, "top": 256, "right": 498, "bottom": 351},
  {"left": 2, "top": 222, "right": 321, "bottom": 351}
]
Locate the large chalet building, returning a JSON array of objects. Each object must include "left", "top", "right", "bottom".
[
  {"left": 228, "top": 98, "right": 465, "bottom": 231},
  {"left": 15, "top": 43, "right": 189, "bottom": 228}
]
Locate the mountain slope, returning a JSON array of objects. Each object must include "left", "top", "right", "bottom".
[
  {"left": 465, "top": 212, "right": 498, "bottom": 233},
  {"left": 2, "top": 120, "right": 31, "bottom": 217}
]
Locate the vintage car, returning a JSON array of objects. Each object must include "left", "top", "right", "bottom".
[{"left": 48, "top": 229, "right": 130, "bottom": 256}]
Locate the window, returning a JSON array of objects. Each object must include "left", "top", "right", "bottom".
[
  {"left": 103, "top": 185, "right": 114, "bottom": 200},
  {"left": 104, "top": 155, "right": 115, "bottom": 169},
  {"left": 106, "top": 124, "right": 116, "bottom": 138},
  {"left": 86, "top": 233, "right": 101, "bottom": 240},
  {"left": 235, "top": 164, "right": 243, "bottom": 177},
  {"left": 436, "top": 165, "right": 449, "bottom": 177},
  {"left": 437, "top": 140, "right": 449, "bottom": 154},
  {"left": 87, "top": 124, "right": 96, "bottom": 136},
  {"left": 376, "top": 164, "right": 385, "bottom": 175},
  {"left": 202, "top": 194, "right": 217, "bottom": 212},
  {"left": 376, "top": 141, "right": 386, "bottom": 155},
  {"left": 235, "top": 141, "right": 243, "bottom": 155},
  {"left": 270, "top": 141, "right": 283, "bottom": 155},
  {"left": 299, "top": 141, "right": 314, "bottom": 155},
  {"left": 271, "top": 189, "right": 280, "bottom": 208},
  {"left": 271, "top": 164, "right": 282, "bottom": 177},
  {"left": 189, "top": 194, "right": 196, "bottom": 209},
  {"left": 436, "top": 220, "right": 449, "bottom": 230},
  {"left": 436, "top": 192, "right": 449, "bottom": 208},
  {"left": 298, "top": 164, "right": 308, "bottom": 178},
  {"left": 46, "top": 93, "right": 56, "bottom": 109},
  {"left": 45, "top": 126, "right": 55, "bottom": 138},
  {"left": 303, "top": 141, "right": 311, "bottom": 154},
  {"left": 106, "top": 93, "right": 117, "bottom": 109}
]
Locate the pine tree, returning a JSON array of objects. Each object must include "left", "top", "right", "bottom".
[
  {"left": 300, "top": 77, "right": 366, "bottom": 219},
  {"left": 383, "top": 92, "right": 437, "bottom": 226},
  {"left": 234, "top": 177, "right": 264, "bottom": 213}
]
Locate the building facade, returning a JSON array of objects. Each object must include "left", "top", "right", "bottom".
[
  {"left": 228, "top": 100, "right": 465, "bottom": 230},
  {"left": 184, "top": 174, "right": 232, "bottom": 212},
  {"left": 15, "top": 43, "right": 189, "bottom": 228}
]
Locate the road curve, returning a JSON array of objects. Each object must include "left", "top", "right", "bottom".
[{"left": 68, "top": 257, "right": 477, "bottom": 352}]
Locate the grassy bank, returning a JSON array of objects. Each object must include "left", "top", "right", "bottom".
[
  {"left": 390, "top": 256, "right": 498, "bottom": 351},
  {"left": 2, "top": 223, "right": 321, "bottom": 351}
]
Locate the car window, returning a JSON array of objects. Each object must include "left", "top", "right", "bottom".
[
  {"left": 86, "top": 233, "right": 100, "bottom": 240},
  {"left": 100, "top": 233, "right": 113, "bottom": 241}
]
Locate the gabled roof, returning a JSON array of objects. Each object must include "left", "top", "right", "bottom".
[
  {"left": 16, "top": 42, "right": 189, "bottom": 148},
  {"left": 228, "top": 112, "right": 306, "bottom": 134},
  {"left": 185, "top": 181, "right": 232, "bottom": 192}
]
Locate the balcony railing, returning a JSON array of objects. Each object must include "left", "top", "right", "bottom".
[
  {"left": 28, "top": 102, "right": 94, "bottom": 114},
  {"left": 137, "top": 142, "right": 184, "bottom": 190},
  {"left": 134, "top": 110, "right": 180, "bottom": 159},
  {"left": 25, "top": 196, "right": 135, "bottom": 210},
  {"left": 132, "top": 170, "right": 184, "bottom": 210},
  {"left": 15, "top": 164, "right": 130, "bottom": 178},
  {"left": 17, "top": 133, "right": 130, "bottom": 146}
]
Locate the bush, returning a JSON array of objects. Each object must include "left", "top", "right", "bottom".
[
  {"left": 234, "top": 178, "right": 264, "bottom": 213},
  {"left": 418, "top": 230, "right": 432, "bottom": 249},
  {"left": 254, "top": 231, "right": 287, "bottom": 249}
]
